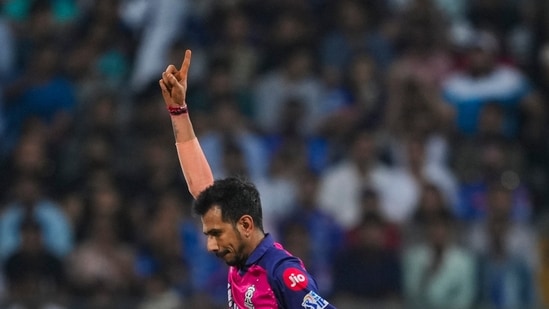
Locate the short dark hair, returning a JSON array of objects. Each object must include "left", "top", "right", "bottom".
[
  {"left": 358, "top": 211, "right": 384, "bottom": 228},
  {"left": 193, "top": 177, "right": 264, "bottom": 231},
  {"left": 423, "top": 208, "right": 454, "bottom": 227}
]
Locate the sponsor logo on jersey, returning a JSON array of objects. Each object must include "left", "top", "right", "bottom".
[
  {"left": 244, "top": 285, "right": 256, "bottom": 309},
  {"left": 283, "top": 267, "right": 309, "bottom": 291},
  {"left": 301, "top": 291, "right": 329, "bottom": 309}
]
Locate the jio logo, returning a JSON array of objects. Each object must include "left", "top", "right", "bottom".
[{"left": 283, "top": 268, "right": 309, "bottom": 291}]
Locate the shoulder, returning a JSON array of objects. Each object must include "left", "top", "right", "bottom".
[
  {"left": 0, "top": 204, "right": 21, "bottom": 220},
  {"left": 494, "top": 64, "right": 525, "bottom": 79},
  {"left": 321, "top": 161, "right": 356, "bottom": 180},
  {"left": 262, "top": 244, "right": 336, "bottom": 308},
  {"left": 263, "top": 243, "right": 303, "bottom": 271},
  {"left": 442, "top": 71, "right": 468, "bottom": 89},
  {"left": 36, "top": 200, "right": 69, "bottom": 219},
  {"left": 260, "top": 243, "right": 313, "bottom": 287},
  {"left": 492, "top": 65, "right": 530, "bottom": 89},
  {"left": 255, "top": 71, "right": 283, "bottom": 89},
  {"left": 446, "top": 245, "right": 476, "bottom": 265},
  {"left": 403, "top": 244, "right": 428, "bottom": 259}
]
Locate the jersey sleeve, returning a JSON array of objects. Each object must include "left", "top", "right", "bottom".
[
  {"left": 272, "top": 260, "right": 336, "bottom": 309},
  {"left": 175, "top": 138, "right": 214, "bottom": 199}
]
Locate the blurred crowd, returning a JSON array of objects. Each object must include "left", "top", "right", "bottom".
[{"left": 1, "top": 0, "right": 549, "bottom": 308}]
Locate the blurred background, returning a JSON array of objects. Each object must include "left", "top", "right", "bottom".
[{"left": 0, "top": 0, "right": 549, "bottom": 308}]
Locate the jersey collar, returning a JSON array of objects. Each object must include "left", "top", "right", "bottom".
[{"left": 242, "top": 233, "right": 273, "bottom": 269}]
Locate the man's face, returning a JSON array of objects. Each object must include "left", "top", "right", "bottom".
[
  {"left": 351, "top": 132, "right": 375, "bottom": 165},
  {"left": 487, "top": 189, "right": 512, "bottom": 219},
  {"left": 468, "top": 49, "right": 494, "bottom": 76},
  {"left": 428, "top": 221, "right": 450, "bottom": 248},
  {"left": 202, "top": 206, "right": 247, "bottom": 267}
]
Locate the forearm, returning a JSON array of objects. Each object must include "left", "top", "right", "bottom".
[
  {"left": 171, "top": 114, "right": 214, "bottom": 198},
  {"left": 170, "top": 113, "right": 196, "bottom": 143}
]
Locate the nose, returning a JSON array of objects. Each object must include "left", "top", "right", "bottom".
[{"left": 206, "top": 235, "right": 219, "bottom": 253}]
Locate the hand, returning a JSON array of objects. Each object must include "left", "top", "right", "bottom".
[{"left": 159, "top": 49, "right": 192, "bottom": 108}]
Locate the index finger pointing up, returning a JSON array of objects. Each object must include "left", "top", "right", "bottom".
[{"left": 179, "top": 49, "right": 192, "bottom": 80}]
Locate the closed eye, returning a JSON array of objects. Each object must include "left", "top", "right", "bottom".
[{"left": 204, "top": 229, "right": 222, "bottom": 237}]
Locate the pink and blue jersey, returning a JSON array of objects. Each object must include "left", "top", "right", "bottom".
[{"left": 227, "top": 234, "right": 335, "bottom": 309}]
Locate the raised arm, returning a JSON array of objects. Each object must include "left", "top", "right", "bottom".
[{"left": 159, "top": 50, "right": 214, "bottom": 198}]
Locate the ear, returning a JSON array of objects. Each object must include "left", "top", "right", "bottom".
[{"left": 239, "top": 215, "right": 254, "bottom": 234}]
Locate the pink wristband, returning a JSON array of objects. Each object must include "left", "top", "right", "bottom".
[{"left": 168, "top": 105, "right": 188, "bottom": 115}]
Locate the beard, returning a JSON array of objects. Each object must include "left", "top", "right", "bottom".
[
  {"left": 223, "top": 243, "right": 247, "bottom": 267},
  {"left": 218, "top": 229, "right": 248, "bottom": 268}
]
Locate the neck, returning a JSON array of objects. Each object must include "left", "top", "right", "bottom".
[
  {"left": 410, "top": 162, "right": 422, "bottom": 176},
  {"left": 356, "top": 161, "right": 371, "bottom": 175},
  {"left": 237, "top": 231, "right": 266, "bottom": 269},
  {"left": 248, "top": 230, "right": 266, "bottom": 252}
]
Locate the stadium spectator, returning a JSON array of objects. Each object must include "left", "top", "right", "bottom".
[
  {"left": 403, "top": 209, "right": 476, "bottom": 309},
  {"left": 137, "top": 272, "right": 184, "bottom": 309},
  {"left": 134, "top": 190, "right": 190, "bottom": 305},
  {"left": 200, "top": 97, "right": 269, "bottom": 180},
  {"left": 441, "top": 29, "right": 542, "bottom": 138},
  {"left": 253, "top": 46, "right": 324, "bottom": 135},
  {"left": 333, "top": 212, "right": 402, "bottom": 308},
  {"left": 2, "top": 216, "right": 66, "bottom": 308},
  {"left": 317, "top": 129, "right": 386, "bottom": 229},
  {"left": 210, "top": 7, "right": 260, "bottom": 91},
  {"left": 320, "top": 0, "right": 394, "bottom": 74},
  {"left": 454, "top": 138, "right": 532, "bottom": 223},
  {"left": 187, "top": 57, "right": 254, "bottom": 117},
  {"left": 317, "top": 52, "right": 386, "bottom": 164},
  {"left": 255, "top": 149, "right": 300, "bottom": 240},
  {"left": 385, "top": 136, "right": 459, "bottom": 222},
  {"left": 475, "top": 214, "right": 536, "bottom": 308},
  {"left": 405, "top": 183, "right": 457, "bottom": 245},
  {"left": 277, "top": 169, "right": 344, "bottom": 294},
  {"left": 66, "top": 217, "right": 136, "bottom": 306},
  {"left": 0, "top": 176, "right": 73, "bottom": 261},
  {"left": 3, "top": 42, "right": 77, "bottom": 153},
  {"left": 345, "top": 187, "right": 401, "bottom": 251},
  {"left": 467, "top": 183, "right": 538, "bottom": 272},
  {"left": 260, "top": 5, "right": 316, "bottom": 73}
]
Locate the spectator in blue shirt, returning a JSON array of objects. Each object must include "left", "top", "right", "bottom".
[{"left": 0, "top": 176, "right": 73, "bottom": 261}]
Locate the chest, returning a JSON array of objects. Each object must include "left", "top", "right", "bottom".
[{"left": 228, "top": 265, "right": 278, "bottom": 309}]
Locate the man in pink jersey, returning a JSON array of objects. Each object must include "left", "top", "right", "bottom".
[{"left": 159, "top": 50, "right": 335, "bottom": 309}]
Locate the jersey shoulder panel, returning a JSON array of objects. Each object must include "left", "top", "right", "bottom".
[{"left": 259, "top": 244, "right": 336, "bottom": 308}]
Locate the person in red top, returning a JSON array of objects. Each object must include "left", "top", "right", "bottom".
[{"left": 159, "top": 50, "right": 335, "bottom": 309}]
